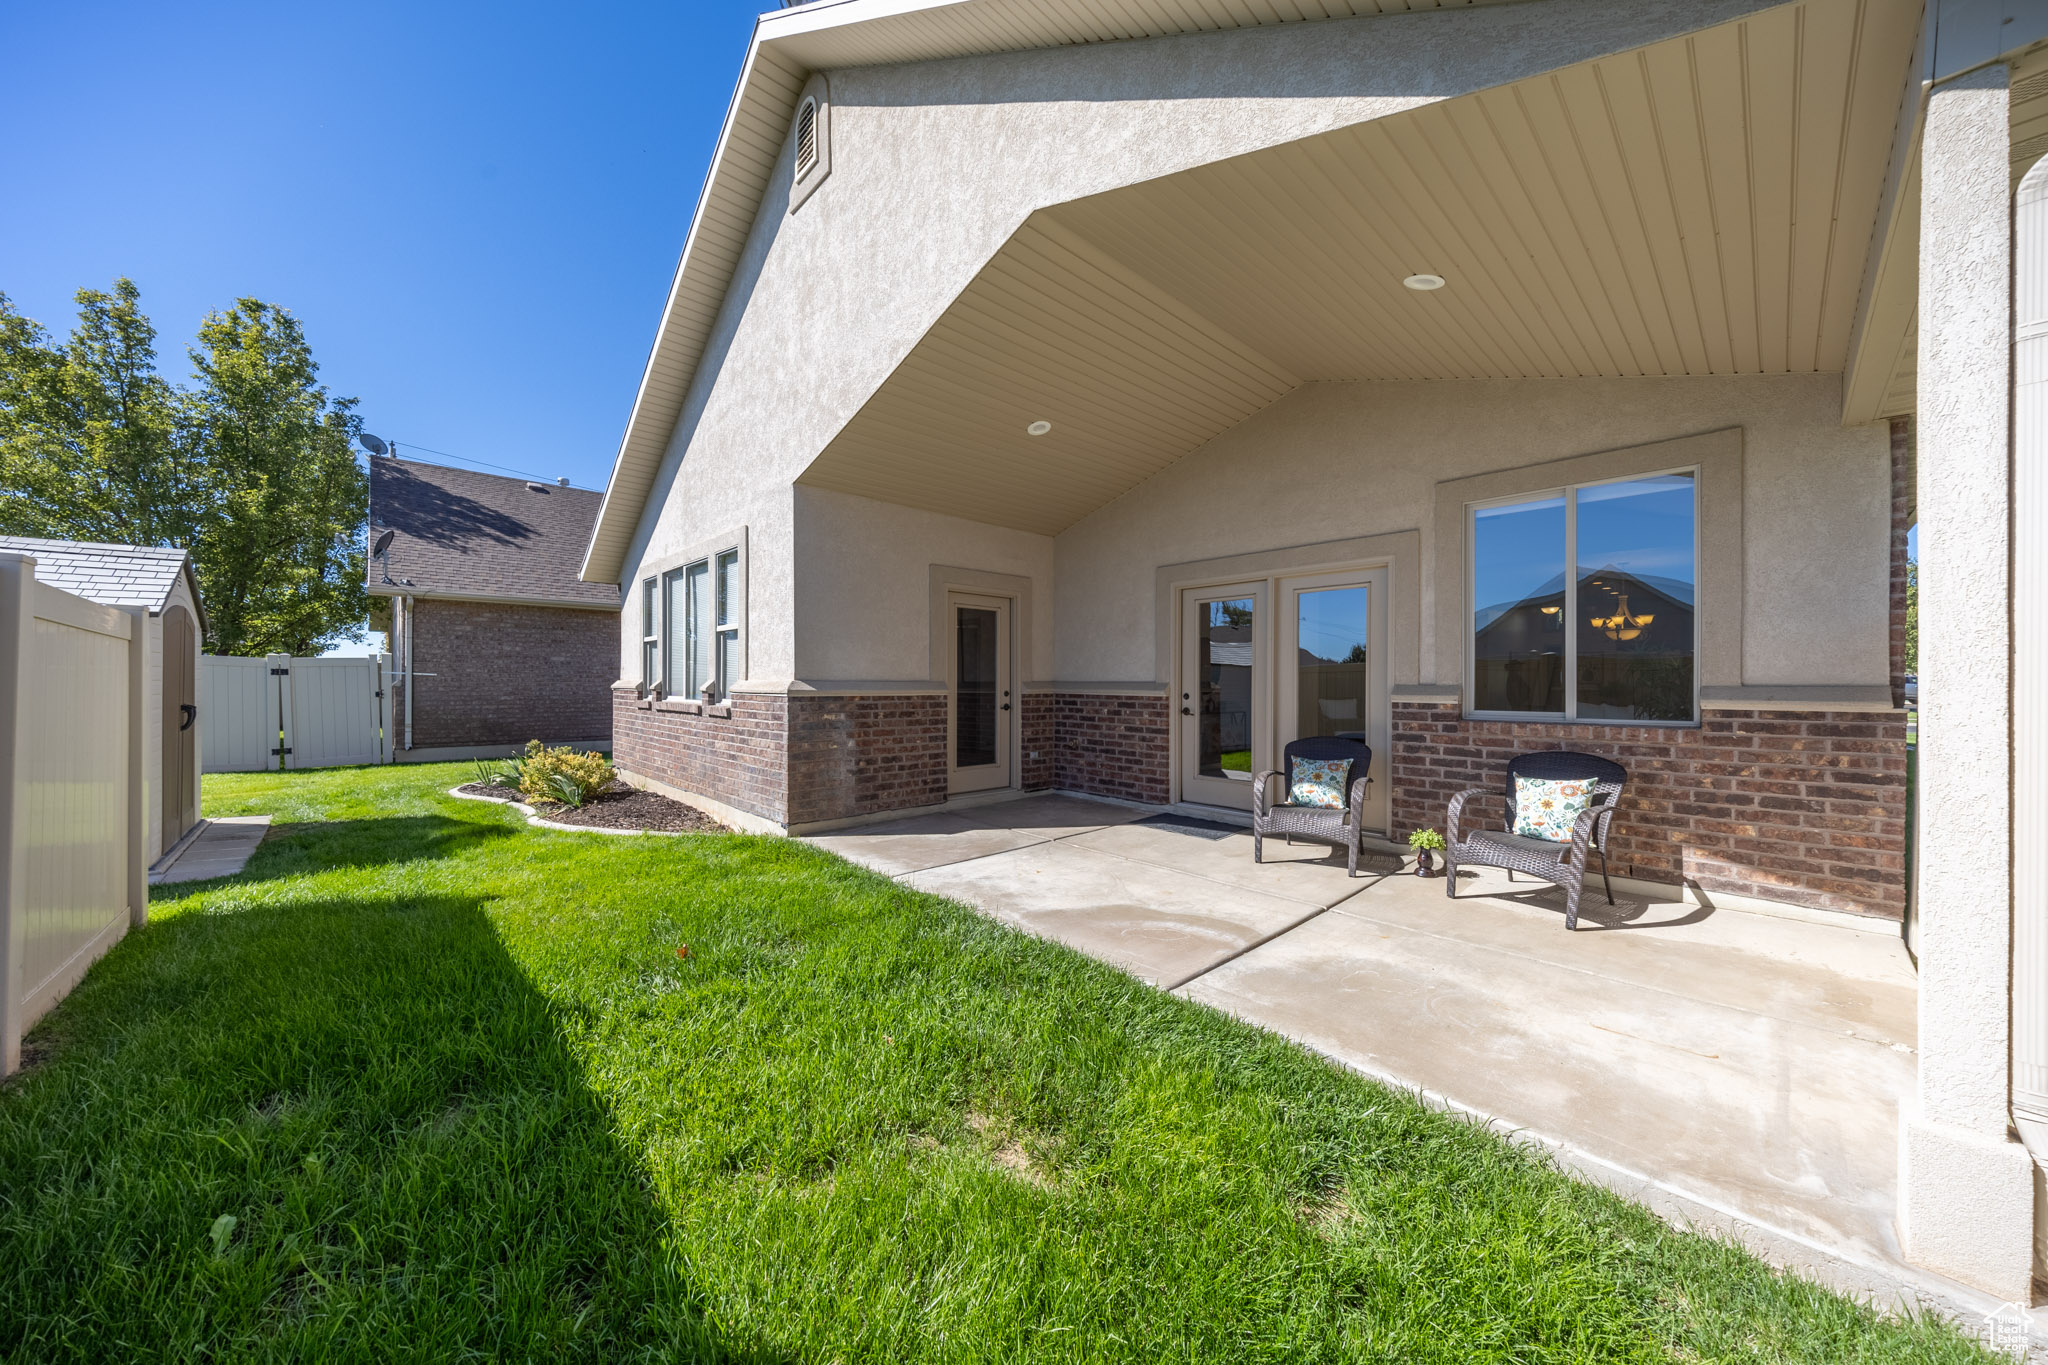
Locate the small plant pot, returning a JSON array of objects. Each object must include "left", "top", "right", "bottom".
[{"left": 1413, "top": 848, "right": 1439, "bottom": 878}]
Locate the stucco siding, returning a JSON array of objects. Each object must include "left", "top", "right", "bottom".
[
  {"left": 611, "top": 0, "right": 1791, "bottom": 678},
  {"left": 792, "top": 486, "right": 1053, "bottom": 683},
  {"left": 1052, "top": 374, "right": 1888, "bottom": 689}
]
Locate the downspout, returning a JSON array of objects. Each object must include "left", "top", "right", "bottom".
[{"left": 401, "top": 594, "right": 414, "bottom": 753}]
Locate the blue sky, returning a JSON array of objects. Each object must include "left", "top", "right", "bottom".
[{"left": 2, "top": 0, "right": 768, "bottom": 496}]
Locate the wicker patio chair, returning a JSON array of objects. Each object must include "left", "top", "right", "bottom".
[
  {"left": 1252, "top": 737, "right": 1374, "bottom": 876},
  {"left": 1444, "top": 750, "right": 1627, "bottom": 930}
]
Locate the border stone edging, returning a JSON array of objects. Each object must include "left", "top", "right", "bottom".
[{"left": 444, "top": 785, "right": 705, "bottom": 838}]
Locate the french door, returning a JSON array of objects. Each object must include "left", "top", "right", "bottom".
[
  {"left": 1179, "top": 582, "right": 1269, "bottom": 810},
  {"left": 1279, "top": 568, "right": 1389, "bottom": 831},
  {"left": 1175, "top": 567, "right": 1389, "bottom": 830},
  {"left": 948, "top": 592, "right": 1013, "bottom": 794}
]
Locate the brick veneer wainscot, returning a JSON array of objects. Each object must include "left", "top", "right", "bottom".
[
  {"left": 614, "top": 688, "right": 951, "bottom": 827},
  {"left": 407, "top": 600, "right": 617, "bottom": 748},
  {"left": 1391, "top": 702, "right": 1908, "bottom": 919},
  {"left": 1052, "top": 693, "right": 1170, "bottom": 805}
]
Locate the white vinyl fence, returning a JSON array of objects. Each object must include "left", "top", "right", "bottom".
[
  {"left": 201, "top": 653, "right": 391, "bottom": 772},
  {"left": 0, "top": 554, "right": 146, "bottom": 1075}
]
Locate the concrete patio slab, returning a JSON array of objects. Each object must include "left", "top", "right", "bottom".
[
  {"left": 1068, "top": 819, "right": 1404, "bottom": 909},
  {"left": 952, "top": 792, "right": 1152, "bottom": 840},
  {"left": 150, "top": 816, "right": 271, "bottom": 885},
  {"left": 903, "top": 839, "right": 1326, "bottom": 988},
  {"left": 801, "top": 811, "right": 1048, "bottom": 877},
  {"left": 1182, "top": 874, "right": 1917, "bottom": 1269}
]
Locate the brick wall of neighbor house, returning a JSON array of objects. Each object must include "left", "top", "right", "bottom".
[
  {"left": 1052, "top": 692, "right": 1171, "bottom": 805},
  {"left": 1390, "top": 702, "right": 1909, "bottom": 919},
  {"left": 613, "top": 689, "right": 790, "bottom": 822},
  {"left": 1889, "top": 415, "right": 1916, "bottom": 708},
  {"left": 1021, "top": 692, "right": 1056, "bottom": 791},
  {"left": 408, "top": 600, "right": 617, "bottom": 748}
]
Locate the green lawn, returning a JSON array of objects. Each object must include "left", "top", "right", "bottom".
[{"left": 0, "top": 763, "right": 1987, "bottom": 1362}]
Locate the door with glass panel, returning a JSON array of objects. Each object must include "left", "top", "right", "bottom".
[
  {"left": 1279, "top": 568, "right": 1389, "bottom": 832},
  {"left": 1179, "top": 583, "right": 1268, "bottom": 810},
  {"left": 948, "top": 592, "right": 1012, "bottom": 794}
]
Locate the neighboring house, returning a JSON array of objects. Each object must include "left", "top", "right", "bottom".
[
  {"left": 0, "top": 536, "right": 205, "bottom": 865},
  {"left": 367, "top": 456, "right": 618, "bottom": 761},
  {"left": 580, "top": 0, "right": 2044, "bottom": 1299}
]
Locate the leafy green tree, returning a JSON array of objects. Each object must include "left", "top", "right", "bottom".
[
  {"left": 1904, "top": 558, "right": 1917, "bottom": 676},
  {"left": 0, "top": 282, "right": 367, "bottom": 655},
  {"left": 186, "top": 299, "right": 367, "bottom": 656},
  {"left": 0, "top": 280, "right": 197, "bottom": 547}
]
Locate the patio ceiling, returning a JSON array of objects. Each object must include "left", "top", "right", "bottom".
[{"left": 797, "top": 0, "right": 1921, "bottom": 536}]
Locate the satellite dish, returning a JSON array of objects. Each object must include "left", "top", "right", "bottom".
[
  {"left": 371, "top": 529, "right": 394, "bottom": 558},
  {"left": 358, "top": 432, "right": 389, "bottom": 456}
]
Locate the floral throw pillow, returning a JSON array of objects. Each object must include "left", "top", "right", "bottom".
[
  {"left": 1288, "top": 757, "right": 1351, "bottom": 809},
  {"left": 1512, "top": 776, "right": 1595, "bottom": 842}
]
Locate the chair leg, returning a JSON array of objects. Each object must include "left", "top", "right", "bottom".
[
  {"left": 1253, "top": 831, "right": 1263, "bottom": 864},
  {"left": 1443, "top": 854, "right": 1457, "bottom": 899},
  {"left": 1600, "top": 847, "right": 1614, "bottom": 904},
  {"left": 1347, "top": 837, "right": 1358, "bottom": 878},
  {"left": 1564, "top": 876, "right": 1582, "bottom": 930}
]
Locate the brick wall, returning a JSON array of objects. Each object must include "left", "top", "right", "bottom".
[
  {"left": 613, "top": 689, "right": 789, "bottom": 822},
  {"left": 786, "top": 693, "right": 948, "bottom": 826},
  {"left": 408, "top": 600, "right": 617, "bottom": 748},
  {"left": 1390, "top": 702, "right": 1908, "bottom": 919},
  {"left": 614, "top": 688, "right": 953, "bottom": 827},
  {"left": 1052, "top": 692, "right": 1171, "bottom": 805},
  {"left": 1889, "top": 416, "right": 1916, "bottom": 709},
  {"left": 1021, "top": 692, "right": 1055, "bottom": 791}
]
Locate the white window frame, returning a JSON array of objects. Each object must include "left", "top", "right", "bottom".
[
  {"left": 1465, "top": 465, "right": 1701, "bottom": 726},
  {"left": 643, "top": 528, "right": 747, "bottom": 706},
  {"left": 639, "top": 577, "right": 658, "bottom": 692}
]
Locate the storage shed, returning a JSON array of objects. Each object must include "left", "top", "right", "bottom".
[{"left": 0, "top": 536, "right": 208, "bottom": 865}]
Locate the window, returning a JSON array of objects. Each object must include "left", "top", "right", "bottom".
[
  {"left": 640, "top": 578, "right": 658, "bottom": 690},
  {"left": 1470, "top": 470, "right": 1697, "bottom": 723},
  {"left": 657, "top": 544, "right": 742, "bottom": 703}
]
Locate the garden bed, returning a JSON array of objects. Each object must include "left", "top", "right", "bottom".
[{"left": 455, "top": 780, "right": 727, "bottom": 833}]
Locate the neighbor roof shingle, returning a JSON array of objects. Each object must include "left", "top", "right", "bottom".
[
  {"left": 0, "top": 536, "right": 202, "bottom": 621},
  {"left": 368, "top": 459, "right": 619, "bottom": 609}
]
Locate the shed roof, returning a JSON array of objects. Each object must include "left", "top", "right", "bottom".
[
  {"left": 368, "top": 458, "right": 620, "bottom": 610},
  {"left": 0, "top": 536, "right": 207, "bottom": 627}
]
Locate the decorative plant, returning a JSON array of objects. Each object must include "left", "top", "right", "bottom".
[
  {"left": 1408, "top": 827, "right": 1446, "bottom": 852},
  {"left": 471, "top": 758, "right": 518, "bottom": 790},
  {"left": 517, "top": 740, "right": 614, "bottom": 806}
]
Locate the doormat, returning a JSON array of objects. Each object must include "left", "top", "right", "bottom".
[{"left": 1134, "top": 813, "right": 1241, "bottom": 840}]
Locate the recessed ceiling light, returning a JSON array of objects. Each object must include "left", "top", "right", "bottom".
[
  {"left": 1403, "top": 273, "right": 1446, "bottom": 291},
  {"left": 1026, "top": 420, "right": 1053, "bottom": 436}
]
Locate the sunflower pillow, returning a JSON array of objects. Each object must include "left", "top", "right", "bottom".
[{"left": 1512, "top": 776, "right": 1596, "bottom": 842}]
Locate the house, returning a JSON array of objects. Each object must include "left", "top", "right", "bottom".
[
  {"left": 367, "top": 456, "right": 619, "bottom": 761},
  {"left": 580, "top": 0, "right": 2043, "bottom": 1301},
  {"left": 0, "top": 535, "right": 205, "bottom": 866}
]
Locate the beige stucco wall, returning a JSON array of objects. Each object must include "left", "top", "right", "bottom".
[
  {"left": 612, "top": 0, "right": 1793, "bottom": 684},
  {"left": 792, "top": 487, "right": 1054, "bottom": 684},
  {"left": 1052, "top": 374, "right": 1888, "bottom": 689}
]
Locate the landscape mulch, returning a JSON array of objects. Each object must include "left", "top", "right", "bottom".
[{"left": 455, "top": 782, "right": 728, "bottom": 834}]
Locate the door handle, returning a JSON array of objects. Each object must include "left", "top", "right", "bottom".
[
  {"left": 179, "top": 703, "right": 197, "bottom": 732},
  {"left": 1180, "top": 706, "right": 1194, "bottom": 716},
  {"left": 1000, "top": 703, "right": 1011, "bottom": 711}
]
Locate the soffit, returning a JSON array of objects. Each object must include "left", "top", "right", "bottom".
[
  {"left": 581, "top": 0, "right": 1524, "bottom": 583},
  {"left": 799, "top": 0, "right": 1921, "bottom": 533}
]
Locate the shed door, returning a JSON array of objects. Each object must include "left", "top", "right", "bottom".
[{"left": 161, "top": 606, "right": 198, "bottom": 843}]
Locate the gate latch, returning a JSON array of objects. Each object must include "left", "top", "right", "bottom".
[
  {"left": 272, "top": 746, "right": 292, "bottom": 756},
  {"left": 270, "top": 667, "right": 290, "bottom": 676}
]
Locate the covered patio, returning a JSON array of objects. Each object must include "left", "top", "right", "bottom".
[{"left": 805, "top": 793, "right": 1935, "bottom": 1305}]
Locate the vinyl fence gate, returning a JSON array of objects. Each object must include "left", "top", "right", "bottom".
[{"left": 201, "top": 653, "right": 392, "bottom": 772}]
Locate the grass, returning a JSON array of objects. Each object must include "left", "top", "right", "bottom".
[{"left": 0, "top": 762, "right": 1991, "bottom": 1363}]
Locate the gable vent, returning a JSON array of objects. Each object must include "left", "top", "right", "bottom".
[{"left": 794, "top": 98, "right": 819, "bottom": 180}]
